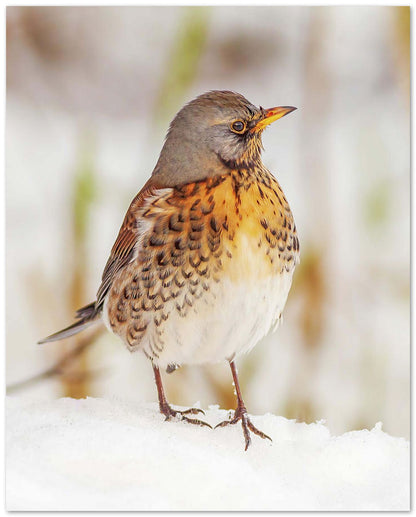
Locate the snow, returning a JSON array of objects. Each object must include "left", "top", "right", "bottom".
[{"left": 6, "top": 397, "right": 409, "bottom": 511}]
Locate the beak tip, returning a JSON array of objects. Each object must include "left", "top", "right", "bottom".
[{"left": 253, "top": 105, "right": 297, "bottom": 131}]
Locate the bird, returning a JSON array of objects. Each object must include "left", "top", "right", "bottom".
[{"left": 39, "top": 90, "right": 299, "bottom": 450}]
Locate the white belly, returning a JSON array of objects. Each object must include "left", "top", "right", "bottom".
[
  {"left": 103, "top": 225, "right": 298, "bottom": 369},
  {"left": 140, "top": 268, "right": 294, "bottom": 369}
]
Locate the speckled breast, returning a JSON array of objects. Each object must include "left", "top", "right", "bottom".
[{"left": 104, "top": 167, "right": 299, "bottom": 366}]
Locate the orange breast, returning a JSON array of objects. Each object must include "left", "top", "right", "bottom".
[
  {"left": 106, "top": 168, "right": 299, "bottom": 350},
  {"left": 180, "top": 168, "right": 300, "bottom": 281}
]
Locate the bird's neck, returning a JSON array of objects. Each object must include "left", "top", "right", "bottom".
[
  {"left": 152, "top": 136, "right": 230, "bottom": 187},
  {"left": 152, "top": 135, "right": 265, "bottom": 188}
]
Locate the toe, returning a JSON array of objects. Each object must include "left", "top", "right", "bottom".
[
  {"left": 215, "top": 419, "right": 231, "bottom": 429},
  {"left": 247, "top": 419, "right": 272, "bottom": 442},
  {"left": 182, "top": 416, "right": 212, "bottom": 428},
  {"left": 180, "top": 407, "right": 205, "bottom": 416}
]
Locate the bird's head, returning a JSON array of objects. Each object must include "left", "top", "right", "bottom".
[{"left": 152, "top": 90, "right": 296, "bottom": 186}]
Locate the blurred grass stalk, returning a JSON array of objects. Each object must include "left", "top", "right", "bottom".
[
  {"left": 60, "top": 130, "right": 97, "bottom": 398},
  {"left": 153, "top": 7, "right": 211, "bottom": 126},
  {"left": 282, "top": 8, "right": 330, "bottom": 424}
]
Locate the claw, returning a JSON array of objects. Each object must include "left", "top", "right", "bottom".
[
  {"left": 179, "top": 407, "right": 205, "bottom": 416},
  {"left": 153, "top": 366, "right": 211, "bottom": 428},
  {"left": 215, "top": 420, "right": 233, "bottom": 429},
  {"left": 161, "top": 404, "right": 211, "bottom": 428},
  {"left": 181, "top": 415, "right": 212, "bottom": 428},
  {"left": 215, "top": 407, "right": 272, "bottom": 450},
  {"left": 247, "top": 418, "right": 272, "bottom": 442}
]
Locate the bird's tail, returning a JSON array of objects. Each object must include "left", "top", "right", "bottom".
[{"left": 38, "top": 302, "right": 101, "bottom": 344}]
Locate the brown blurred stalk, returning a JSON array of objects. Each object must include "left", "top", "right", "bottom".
[
  {"left": 283, "top": 8, "right": 330, "bottom": 424},
  {"left": 7, "top": 327, "right": 103, "bottom": 394},
  {"left": 392, "top": 7, "right": 410, "bottom": 101},
  {"left": 153, "top": 6, "right": 211, "bottom": 126},
  {"left": 60, "top": 130, "right": 97, "bottom": 398}
]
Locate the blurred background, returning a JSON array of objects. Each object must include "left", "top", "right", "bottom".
[{"left": 6, "top": 6, "right": 410, "bottom": 439}]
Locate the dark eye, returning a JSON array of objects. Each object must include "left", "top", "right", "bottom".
[{"left": 231, "top": 120, "right": 246, "bottom": 133}]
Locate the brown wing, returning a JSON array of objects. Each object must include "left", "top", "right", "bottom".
[
  {"left": 104, "top": 175, "right": 233, "bottom": 354},
  {"left": 95, "top": 178, "right": 173, "bottom": 311}
]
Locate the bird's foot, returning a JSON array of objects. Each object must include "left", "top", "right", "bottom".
[
  {"left": 215, "top": 405, "right": 272, "bottom": 450},
  {"left": 160, "top": 403, "right": 211, "bottom": 428}
]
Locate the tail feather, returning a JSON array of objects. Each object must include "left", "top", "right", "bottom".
[
  {"left": 75, "top": 302, "right": 97, "bottom": 320},
  {"left": 38, "top": 302, "right": 101, "bottom": 344}
]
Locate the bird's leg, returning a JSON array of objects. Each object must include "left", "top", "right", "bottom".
[
  {"left": 152, "top": 364, "right": 211, "bottom": 428},
  {"left": 215, "top": 361, "right": 272, "bottom": 450}
]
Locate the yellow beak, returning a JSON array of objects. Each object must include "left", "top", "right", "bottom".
[{"left": 253, "top": 106, "right": 297, "bottom": 132}]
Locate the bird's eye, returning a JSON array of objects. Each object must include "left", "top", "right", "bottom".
[{"left": 231, "top": 120, "right": 246, "bottom": 134}]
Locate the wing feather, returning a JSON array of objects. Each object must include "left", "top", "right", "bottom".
[{"left": 95, "top": 179, "right": 173, "bottom": 310}]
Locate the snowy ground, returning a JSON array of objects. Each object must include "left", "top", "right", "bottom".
[{"left": 6, "top": 397, "right": 409, "bottom": 511}]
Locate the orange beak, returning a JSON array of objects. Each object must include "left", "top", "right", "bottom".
[{"left": 253, "top": 106, "right": 297, "bottom": 132}]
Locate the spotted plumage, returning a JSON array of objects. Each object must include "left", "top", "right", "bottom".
[
  {"left": 39, "top": 90, "right": 299, "bottom": 450},
  {"left": 103, "top": 166, "right": 298, "bottom": 368}
]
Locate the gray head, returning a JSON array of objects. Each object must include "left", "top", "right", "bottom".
[{"left": 152, "top": 90, "right": 296, "bottom": 187}]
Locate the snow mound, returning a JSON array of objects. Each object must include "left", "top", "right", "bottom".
[{"left": 6, "top": 397, "right": 409, "bottom": 511}]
